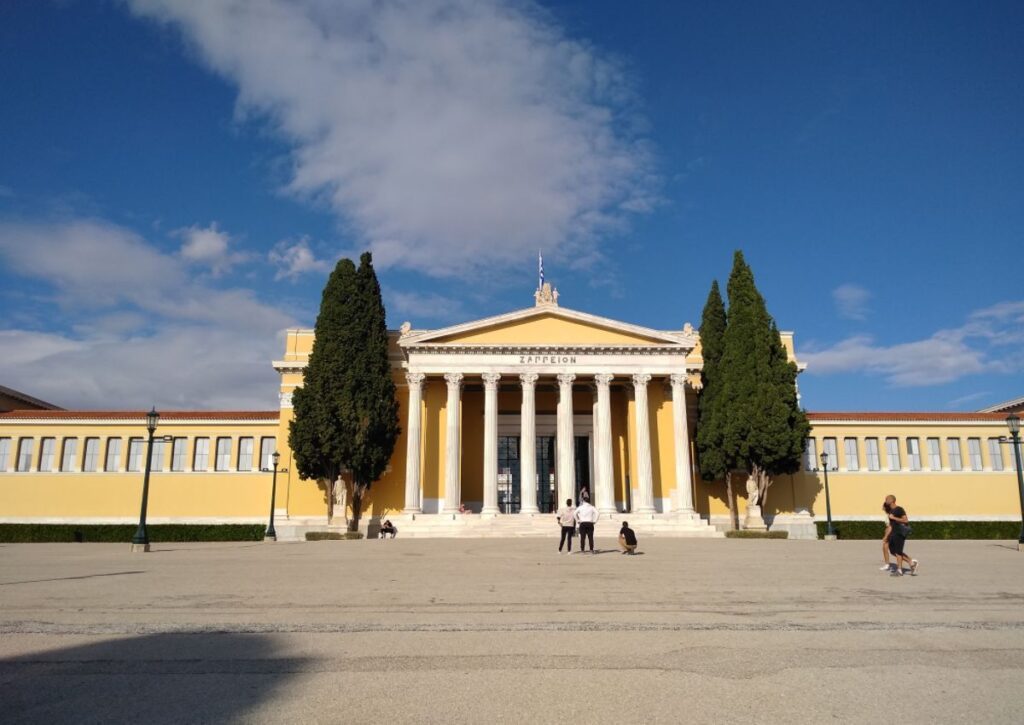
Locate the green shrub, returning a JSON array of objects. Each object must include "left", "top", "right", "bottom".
[
  {"left": 305, "top": 531, "right": 363, "bottom": 541},
  {"left": 814, "top": 520, "right": 1021, "bottom": 540},
  {"left": 725, "top": 529, "right": 789, "bottom": 539},
  {"left": 0, "top": 524, "right": 265, "bottom": 543}
]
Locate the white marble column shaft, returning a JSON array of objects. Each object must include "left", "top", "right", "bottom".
[
  {"left": 519, "top": 373, "right": 539, "bottom": 514},
  {"left": 632, "top": 373, "right": 656, "bottom": 513},
  {"left": 670, "top": 374, "right": 696, "bottom": 514},
  {"left": 481, "top": 373, "right": 501, "bottom": 515},
  {"left": 556, "top": 373, "right": 576, "bottom": 506},
  {"left": 403, "top": 372, "right": 426, "bottom": 513},
  {"left": 595, "top": 374, "right": 616, "bottom": 513},
  {"left": 442, "top": 373, "right": 463, "bottom": 513}
]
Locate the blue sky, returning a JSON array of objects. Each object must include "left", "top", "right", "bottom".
[{"left": 1, "top": 0, "right": 1021, "bottom": 411}]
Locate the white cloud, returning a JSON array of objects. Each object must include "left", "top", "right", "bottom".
[
  {"left": 0, "top": 219, "right": 295, "bottom": 409},
  {"left": 269, "top": 236, "right": 331, "bottom": 281},
  {"left": 832, "top": 283, "right": 870, "bottom": 321},
  {"left": 802, "top": 300, "right": 1024, "bottom": 387},
  {"left": 176, "top": 222, "right": 249, "bottom": 275},
  {"left": 127, "top": 0, "right": 656, "bottom": 278},
  {"left": 387, "top": 290, "right": 466, "bottom": 324}
]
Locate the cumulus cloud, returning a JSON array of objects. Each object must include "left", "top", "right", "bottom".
[
  {"left": 832, "top": 283, "right": 870, "bottom": 321},
  {"left": 127, "top": 0, "right": 656, "bottom": 278},
  {"left": 269, "top": 236, "right": 332, "bottom": 281},
  {"left": 802, "top": 301, "right": 1024, "bottom": 387},
  {"left": 0, "top": 219, "right": 295, "bottom": 409},
  {"left": 176, "top": 222, "right": 250, "bottom": 275}
]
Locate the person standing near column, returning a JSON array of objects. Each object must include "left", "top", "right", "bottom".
[
  {"left": 574, "top": 495, "right": 600, "bottom": 554},
  {"left": 556, "top": 498, "right": 576, "bottom": 554}
]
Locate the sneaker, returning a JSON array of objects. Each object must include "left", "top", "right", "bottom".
[
  {"left": 880, "top": 564, "right": 892, "bottom": 571},
  {"left": 890, "top": 569, "right": 904, "bottom": 577},
  {"left": 910, "top": 559, "right": 919, "bottom": 575}
]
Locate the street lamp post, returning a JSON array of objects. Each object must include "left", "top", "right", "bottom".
[
  {"left": 819, "top": 450, "right": 836, "bottom": 541},
  {"left": 1005, "top": 414, "right": 1024, "bottom": 552},
  {"left": 262, "top": 451, "right": 288, "bottom": 542},
  {"left": 130, "top": 407, "right": 159, "bottom": 553}
]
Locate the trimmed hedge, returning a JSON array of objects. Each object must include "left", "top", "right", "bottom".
[
  {"left": 815, "top": 520, "right": 1022, "bottom": 540},
  {"left": 0, "top": 524, "right": 265, "bottom": 543},
  {"left": 725, "top": 530, "right": 788, "bottom": 539},
  {"left": 306, "top": 531, "right": 363, "bottom": 541}
]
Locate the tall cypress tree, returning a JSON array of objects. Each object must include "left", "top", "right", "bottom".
[
  {"left": 346, "top": 252, "right": 400, "bottom": 531},
  {"left": 718, "top": 251, "right": 809, "bottom": 509},
  {"left": 289, "top": 258, "right": 360, "bottom": 524},
  {"left": 696, "top": 280, "right": 728, "bottom": 482}
]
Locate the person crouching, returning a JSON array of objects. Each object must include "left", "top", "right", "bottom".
[{"left": 618, "top": 521, "right": 638, "bottom": 555}]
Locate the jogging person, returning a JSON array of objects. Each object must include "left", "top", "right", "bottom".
[
  {"left": 885, "top": 495, "right": 919, "bottom": 576},
  {"left": 880, "top": 500, "right": 894, "bottom": 571},
  {"left": 556, "top": 498, "right": 576, "bottom": 554},
  {"left": 574, "top": 495, "right": 599, "bottom": 554}
]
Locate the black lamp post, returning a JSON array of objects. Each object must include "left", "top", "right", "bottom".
[
  {"left": 131, "top": 407, "right": 159, "bottom": 553},
  {"left": 262, "top": 451, "right": 288, "bottom": 542},
  {"left": 1005, "top": 413, "right": 1024, "bottom": 551},
  {"left": 819, "top": 450, "right": 835, "bottom": 540}
]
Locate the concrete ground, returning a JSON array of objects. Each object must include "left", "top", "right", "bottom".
[{"left": 1, "top": 536, "right": 1023, "bottom": 724}]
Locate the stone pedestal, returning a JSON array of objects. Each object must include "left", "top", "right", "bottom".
[
  {"left": 743, "top": 505, "right": 767, "bottom": 531},
  {"left": 130, "top": 542, "right": 151, "bottom": 553}
]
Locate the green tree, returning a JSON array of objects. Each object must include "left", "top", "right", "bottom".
[
  {"left": 288, "top": 253, "right": 400, "bottom": 530},
  {"left": 717, "top": 251, "right": 810, "bottom": 514}
]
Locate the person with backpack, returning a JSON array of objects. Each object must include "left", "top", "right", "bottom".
[{"left": 885, "top": 495, "right": 919, "bottom": 576}]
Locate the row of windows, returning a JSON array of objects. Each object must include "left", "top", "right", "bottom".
[
  {"left": 0, "top": 436, "right": 277, "bottom": 474},
  {"left": 804, "top": 436, "right": 1023, "bottom": 473}
]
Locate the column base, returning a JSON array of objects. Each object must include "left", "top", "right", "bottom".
[
  {"left": 480, "top": 508, "right": 499, "bottom": 517},
  {"left": 823, "top": 534, "right": 838, "bottom": 541},
  {"left": 519, "top": 507, "right": 540, "bottom": 515},
  {"left": 263, "top": 534, "right": 277, "bottom": 542},
  {"left": 129, "top": 542, "right": 150, "bottom": 553},
  {"left": 402, "top": 508, "right": 423, "bottom": 516}
]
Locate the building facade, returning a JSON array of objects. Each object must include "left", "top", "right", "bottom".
[{"left": 1, "top": 287, "right": 1021, "bottom": 538}]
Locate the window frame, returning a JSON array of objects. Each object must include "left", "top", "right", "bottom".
[
  {"left": 127, "top": 437, "right": 145, "bottom": 473},
  {"left": 926, "top": 437, "right": 942, "bottom": 471},
  {"left": 843, "top": 437, "right": 859, "bottom": 471},
  {"left": 885, "top": 437, "right": 901, "bottom": 472},
  {"left": 83, "top": 437, "right": 100, "bottom": 472},
  {"left": 38, "top": 437, "right": 56, "bottom": 472},
  {"left": 215, "top": 437, "right": 232, "bottom": 472},
  {"left": 966, "top": 437, "right": 983, "bottom": 471},
  {"left": 16, "top": 437, "right": 34, "bottom": 472},
  {"left": 171, "top": 437, "right": 188, "bottom": 472},
  {"left": 865, "top": 438, "right": 881, "bottom": 471},
  {"left": 822, "top": 437, "right": 839, "bottom": 471},
  {"left": 104, "top": 438, "right": 122, "bottom": 473},
  {"left": 60, "top": 437, "right": 79, "bottom": 472},
  {"left": 193, "top": 437, "right": 210, "bottom": 472},
  {"left": 237, "top": 437, "right": 254, "bottom": 472},
  {"left": 946, "top": 438, "right": 963, "bottom": 472},
  {"left": 988, "top": 438, "right": 1004, "bottom": 472},
  {"left": 906, "top": 437, "right": 922, "bottom": 471}
]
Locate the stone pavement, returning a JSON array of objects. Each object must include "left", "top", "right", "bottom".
[{"left": 1, "top": 537, "right": 1023, "bottom": 723}]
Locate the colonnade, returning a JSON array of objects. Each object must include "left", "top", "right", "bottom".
[{"left": 401, "top": 371, "right": 696, "bottom": 516}]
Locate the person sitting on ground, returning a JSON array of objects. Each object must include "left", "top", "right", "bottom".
[
  {"left": 618, "top": 521, "right": 638, "bottom": 555},
  {"left": 380, "top": 519, "right": 397, "bottom": 539}
]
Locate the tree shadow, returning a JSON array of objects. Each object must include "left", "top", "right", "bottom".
[{"left": 0, "top": 632, "right": 309, "bottom": 722}]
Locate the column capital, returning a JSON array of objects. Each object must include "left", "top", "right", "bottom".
[
  {"left": 406, "top": 371, "right": 426, "bottom": 386},
  {"left": 443, "top": 372, "right": 464, "bottom": 388},
  {"left": 482, "top": 372, "right": 501, "bottom": 389},
  {"left": 632, "top": 373, "right": 652, "bottom": 387},
  {"left": 594, "top": 373, "right": 614, "bottom": 388},
  {"left": 669, "top": 373, "right": 687, "bottom": 388},
  {"left": 557, "top": 373, "right": 576, "bottom": 386},
  {"left": 519, "top": 372, "right": 539, "bottom": 386}
]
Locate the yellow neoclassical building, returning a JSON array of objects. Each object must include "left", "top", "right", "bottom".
[{"left": 1, "top": 286, "right": 1021, "bottom": 539}]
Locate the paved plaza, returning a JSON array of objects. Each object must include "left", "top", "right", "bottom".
[{"left": 2, "top": 536, "right": 1024, "bottom": 723}]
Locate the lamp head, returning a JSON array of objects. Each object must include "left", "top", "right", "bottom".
[
  {"left": 1008, "top": 413, "right": 1021, "bottom": 436},
  {"left": 146, "top": 407, "right": 159, "bottom": 433},
  {"left": 819, "top": 451, "right": 829, "bottom": 468},
  {"left": 272, "top": 451, "right": 280, "bottom": 467}
]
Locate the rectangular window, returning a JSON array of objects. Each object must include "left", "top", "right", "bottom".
[
  {"left": 906, "top": 438, "right": 922, "bottom": 471},
  {"left": 83, "top": 438, "right": 100, "bottom": 472},
  {"left": 259, "top": 437, "right": 276, "bottom": 471},
  {"left": 127, "top": 438, "right": 145, "bottom": 472},
  {"left": 237, "top": 437, "right": 254, "bottom": 472},
  {"left": 0, "top": 438, "right": 10, "bottom": 470},
  {"left": 843, "top": 437, "right": 859, "bottom": 471},
  {"left": 967, "top": 438, "right": 983, "bottom": 471},
  {"left": 61, "top": 438, "right": 78, "bottom": 472},
  {"left": 215, "top": 437, "right": 231, "bottom": 471},
  {"left": 865, "top": 438, "right": 881, "bottom": 471},
  {"left": 38, "top": 437, "right": 56, "bottom": 472},
  {"left": 193, "top": 437, "right": 210, "bottom": 471},
  {"left": 926, "top": 437, "right": 942, "bottom": 470},
  {"left": 822, "top": 437, "right": 839, "bottom": 471},
  {"left": 988, "top": 438, "right": 1004, "bottom": 472},
  {"left": 885, "top": 438, "right": 901, "bottom": 471},
  {"left": 171, "top": 438, "right": 187, "bottom": 471},
  {"left": 946, "top": 438, "right": 962, "bottom": 472},
  {"left": 151, "top": 438, "right": 166, "bottom": 471},
  {"left": 16, "top": 438, "right": 34, "bottom": 472},
  {"left": 104, "top": 438, "right": 122, "bottom": 472}
]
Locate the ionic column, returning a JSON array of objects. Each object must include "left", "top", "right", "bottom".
[
  {"left": 556, "top": 373, "right": 576, "bottom": 505},
  {"left": 632, "top": 373, "right": 656, "bottom": 513},
  {"left": 595, "top": 374, "right": 616, "bottom": 514},
  {"left": 519, "top": 373, "right": 539, "bottom": 514},
  {"left": 669, "top": 373, "right": 696, "bottom": 514},
  {"left": 481, "top": 373, "right": 501, "bottom": 515},
  {"left": 442, "top": 373, "right": 463, "bottom": 514},
  {"left": 403, "top": 372, "right": 426, "bottom": 513}
]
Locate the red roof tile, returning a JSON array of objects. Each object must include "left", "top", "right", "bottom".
[{"left": 807, "top": 411, "right": 1009, "bottom": 422}]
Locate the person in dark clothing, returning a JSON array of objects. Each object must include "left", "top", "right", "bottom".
[
  {"left": 379, "top": 520, "right": 397, "bottom": 539},
  {"left": 618, "top": 521, "right": 638, "bottom": 555},
  {"left": 885, "top": 495, "right": 918, "bottom": 576}
]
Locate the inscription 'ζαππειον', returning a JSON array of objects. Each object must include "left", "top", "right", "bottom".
[{"left": 519, "top": 355, "right": 577, "bottom": 365}]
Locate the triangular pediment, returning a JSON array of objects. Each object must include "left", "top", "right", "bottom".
[{"left": 400, "top": 306, "right": 695, "bottom": 348}]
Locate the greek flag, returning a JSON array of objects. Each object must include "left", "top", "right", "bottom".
[{"left": 538, "top": 250, "right": 544, "bottom": 289}]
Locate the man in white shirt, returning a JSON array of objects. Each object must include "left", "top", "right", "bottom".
[
  {"left": 556, "top": 498, "right": 576, "bottom": 554},
  {"left": 574, "top": 495, "right": 600, "bottom": 554}
]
